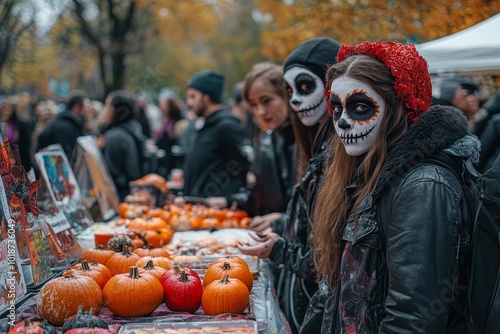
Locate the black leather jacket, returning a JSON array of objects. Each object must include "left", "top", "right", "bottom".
[
  {"left": 268, "top": 120, "right": 333, "bottom": 334},
  {"left": 301, "top": 106, "right": 480, "bottom": 334}
]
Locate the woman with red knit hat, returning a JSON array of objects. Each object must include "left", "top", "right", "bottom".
[{"left": 304, "top": 41, "right": 479, "bottom": 333}]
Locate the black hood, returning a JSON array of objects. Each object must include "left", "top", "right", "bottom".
[{"left": 374, "top": 105, "right": 472, "bottom": 196}]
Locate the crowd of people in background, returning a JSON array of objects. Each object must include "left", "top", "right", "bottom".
[{"left": 1, "top": 37, "right": 500, "bottom": 334}]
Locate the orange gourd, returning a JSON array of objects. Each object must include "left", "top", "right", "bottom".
[
  {"left": 103, "top": 266, "right": 163, "bottom": 317},
  {"left": 142, "top": 228, "right": 173, "bottom": 247},
  {"left": 105, "top": 246, "right": 140, "bottom": 276},
  {"left": 203, "top": 261, "right": 253, "bottom": 291},
  {"left": 79, "top": 246, "right": 114, "bottom": 265},
  {"left": 37, "top": 274, "right": 102, "bottom": 325},
  {"left": 133, "top": 244, "right": 171, "bottom": 258},
  {"left": 135, "top": 256, "right": 171, "bottom": 270},
  {"left": 201, "top": 275, "right": 249, "bottom": 315},
  {"left": 137, "top": 259, "right": 168, "bottom": 280},
  {"left": 69, "top": 260, "right": 112, "bottom": 290}
]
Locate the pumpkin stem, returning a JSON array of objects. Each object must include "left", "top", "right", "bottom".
[
  {"left": 89, "top": 307, "right": 95, "bottom": 315},
  {"left": 173, "top": 265, "right": 182, "bottom": 275},
  {"left": 122, "top": 245, "right": 132, "bottom": 256},
  {"left": 148, "top": 244, "right": 156, "bottom": 249},
  {"left": 179, "top": 270, "right": 190, "bottom": 282},
  {"left": 96, "top": 245, "right": 107, "bottom": 250},
  {"left": 220, "top": 274, "right": 230, "bottom": 284},
  {"left": 144, "top": 260, "right": 155, "bottom": 270},
  {"left": 80, "top": 260, "right": 91, "bottom": 271},
  {"left": 90, "top": 259, "right": 99, "bottom": 267},
  {"left": 129, "top": 266, "right": 141, "bottom": 278},
  {"left": 221, "top": 261, "right": 232, "bottom": 270}
]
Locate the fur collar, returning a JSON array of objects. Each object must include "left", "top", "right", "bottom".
[{"left": 374, "top": 105, "right": 476, "bottom": 196}]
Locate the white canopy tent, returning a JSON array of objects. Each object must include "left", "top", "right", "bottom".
[{"left": 415, "top": 13, "right": 500, "bottom": 76}]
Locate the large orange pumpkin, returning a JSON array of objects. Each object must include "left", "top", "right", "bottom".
[
  {"left": 203, "top": 261, "right": 253, "bottom": 291},
  {"left": 105, "top": 246, "right": 141, "bottom": 276},
  {"left": 201, "top": 275, "right": 249, "bottom": 315},
  {"left": 79, "top": 246, "right": 114, "bottom": 265},
  {"left": 103, "top": 266, "right": 163, "bottom": 317},
  {"left": 37, "top": 274, "right": 102, "bottom": 325}
]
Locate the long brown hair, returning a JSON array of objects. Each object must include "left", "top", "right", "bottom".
[{"left": 313, "top": 55, "right": 409, "bottom": 287}]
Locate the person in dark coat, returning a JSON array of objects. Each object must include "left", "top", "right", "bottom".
[
  {"left": 37, "top": 91, "right": 89, "bottom": 165},
  {"left": 243, "top": 62, "right": 296, "bottom": 216},
  {"left": 471, "top": 89, "right": 500, "bottom": 172},
  {"left": 306, "top": 41, "right": 478, "bottom": 333},
  {"left": 0, "top": 96, "right": 32, "bottom": 171},
  {"left": 237, "top": 37, "right": 341, "bottom": 334},
  {"left": 180, "top": 70, "right": 253, "bottom": 204},
  {"left": 101, "top": 91, "right": 144, "bottom": 201}
]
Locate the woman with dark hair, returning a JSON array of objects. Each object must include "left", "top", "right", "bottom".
[
  {"left": 307, "top": 41, "right": 478, "bottom": 333},
  {"left": 101, "top": 91, "right": 145, "bottom": 200},
  {"left": 0, "top": 96, "right": 32, "bottom": 171},
  {"left": 238, "top": 37, "right": 341, "bottom": 334}
]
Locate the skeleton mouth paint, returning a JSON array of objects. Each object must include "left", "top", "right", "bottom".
[
  {"left": 283, "top": 66, "right": 327, "bottom": 127},
  {"left": 339, "top": 125, "right": 376, "bottom": 144},
  {"left": 330, "top": 76, "right": 386, "bottom": 156}
]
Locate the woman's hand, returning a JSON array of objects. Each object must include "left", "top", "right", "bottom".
[
  {"left": 249, "top": 212, "right": 282, "bottom": 233},
  {"left": 237, "top": 232, "right": 280, "bottom": 258}
]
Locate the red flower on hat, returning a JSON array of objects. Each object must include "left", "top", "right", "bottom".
[{"left": 335, "top": 41, "right": 432, "bottom": 125}]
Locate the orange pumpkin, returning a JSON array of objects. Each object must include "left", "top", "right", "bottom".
[
  {"left": 239, "top": 217, "right": 253, "bottom": 229},
  {"left": 200, "top": 217, "right": 219, "bottom": 230},
  {"left": 128, "top": 217, "right": 168, "bottom": 233},
  {"left": 203, "top": 261, "right": 253, "bottom": 291},
  {"left": 105, "top": 246, "right": 141, "bottom": 276},
  {"left": 212, "top": 256, "right": 251, "bottom": 271},
  {"left": 103, "top": 266, "right": 163, "bottom": 317},
  {"left": 67, "top": 260, "right": 112, "bottom": 290},
  {"left": 201, "top": 275, "right": 249, "bottom": 315},
  {"left": 137, "top": 259, "right": 168, "bottom": 280},
  {"left": 133, "top": 244, "right": 171, "bottom": 258},
  {"left": 147, "top": 208, "right": 163, "bottom": 218},
  {"left": 136, "top": 256, "right": 171, "bottom": 270},
  {"left": 169, "top": 213, "right": 191, "bottom": 231},
  {"left": 37, "top": 274, "right": 102, "bottom": 325},
  {"left": 142, "top": 227, "right": 173, "bottom": 247},
  {"left": 79, "top": 246, "right": 115, "bottom": 265}
]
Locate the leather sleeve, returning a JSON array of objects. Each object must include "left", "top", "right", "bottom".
[
  {"left": 268, "top": 232, "right": 316, "bottom": 281},
  {"left": 477, "top": 114, "right": 500, "bottom": 171},
  {"left": 379, "top": 166, "right": 463, "bottom": 334}
]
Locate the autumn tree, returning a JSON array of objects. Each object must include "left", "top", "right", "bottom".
[
  {"left": 258, "top": 0, "right": 500, "bottom": 61},
  {"left": 0, "top": 0, "right": 35, "bottom": 85}
]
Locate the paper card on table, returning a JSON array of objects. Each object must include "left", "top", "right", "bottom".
[
  {"left": 44, "top": 211, "right": 82, "bottom": 261},
  {"left": 35, "top": 149, "right": 94, "bottom": 234},
  {"left": 74, "top": 136, "right": 119, "bottom": 221}
]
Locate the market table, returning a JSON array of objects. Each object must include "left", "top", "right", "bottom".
[{"left": 1, "top": 224, "right": 291, "bottom": 334}]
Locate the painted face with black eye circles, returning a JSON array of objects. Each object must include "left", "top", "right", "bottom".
[
  {"left": 283, "top": 66, "right": 327, "bottom": 127},
  {"left": 330, "top": 76, "right": 386, "bottom": 156}
]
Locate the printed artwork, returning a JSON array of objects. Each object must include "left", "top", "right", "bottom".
[
  {"left": 74, "top": 136, "right": 119, "bottom": 221},
  {"left": 35, "top": 150, "right": 94, "bottom": 234}
]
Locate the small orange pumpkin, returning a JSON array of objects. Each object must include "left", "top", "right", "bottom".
[
  {"left": 67, "top": 260, "right": 112, "bottom": 290},
  {"left": 136, "top": 256, "right": 171, "bottom": 270},
  {"left": 105, "top": 246, "right": 141, "bottom": 276},
  {"left": 142, "top": 227, "right": 173, "bottom": 248},
  {"left": 79, "top": 246, "right": 115, "bottom": 265},
  {"left": 203, "top": 261, "right": 253, "bottom": 291},
  {"left": 201, "top": 274, "right": 249, "bottom": 315},
  {"left": 133, "top": 244, "right": 171, "bottom": 258},
  {"left": 103, "top": 266, "right": 163, "bottom": 317},
  {"left": 212, "top": 256, "right": 250, "bottom": 271},
  {"left": 137, "top": 259, "right": 168, "bottom": 280},
  {"left": 37, "top": 274, "right": 102, "bottom": 325},
  {"left": 239, "top": 217, "right": 253, "bottom": 229}
]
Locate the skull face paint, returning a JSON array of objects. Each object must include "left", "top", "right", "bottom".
[
  {"left": 330, "top": 76, "right": 385, "bottom": 156},
  {"left": 283, "top": 66, "right": 327, "bottom": 126}
]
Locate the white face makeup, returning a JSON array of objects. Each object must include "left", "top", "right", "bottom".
[
  {"left": 283, "top": 66, "right": 327, "bottom": 127},
  {"left": 329, "top": 76, "right": 385, "bottom": 156}
]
